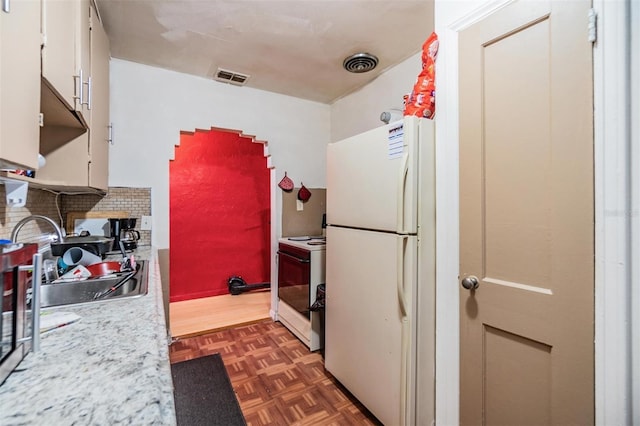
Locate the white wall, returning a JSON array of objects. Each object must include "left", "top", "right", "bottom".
[
  {"left": 632, "top": 2, "right": 640, "bottom": 422},
  {"left": 593, "top": 0, "right": 637, "bottom": 423},
  {"left": 330, "top": 53, "right": 421, "bottom": 141},
  {"left": 108, "top": 59, "right": 330, "bottom": 249}
]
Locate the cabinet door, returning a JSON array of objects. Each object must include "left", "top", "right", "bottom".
[
  {"left": 41, "top": 0, "right": 76, "bottom": 108},
  {"left": 37, "top": 2, "right": 109, "bottom": 190},
  {"left": 75, "top": 0, "right": 91, "bottom": 117},
  {"left": 41, "top": 0, "right": 90, "bottom": 113},
  {"left": 88, "top": 7, "right": 109, "bottom": 191},
  {"left": 36, "top": 132, "right": 88, "bottom": 185},
  {"left": 0, "top": 0, "right": 40, "bottom": 169}
]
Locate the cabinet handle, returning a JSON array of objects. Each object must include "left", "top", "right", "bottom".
[
  {"left": 2, "top": 0, "right": 9, "bottom": 13},
  {"left": 74, "top": 69, "right": 84, "bottom": 106},
  {"left": 85, "top": 76, "right": 92, "bottom": 110},
  {"left": 18, "top": 253, "right": 43, "bottom": 352},
  {"left": 81, "top": 75, "right": 91, "bottom": 109},
  {"left": 75, "top": 69, "right": 91, "bottom": 110},
  {"left": 277, "top": 250, "right": 310, "bottom": 263},
  {"left": 108, "top": 123, "right": 113, "bottom": 145},
  {"left": 31, "top": 253, "right": 42, "bottom": 352}
]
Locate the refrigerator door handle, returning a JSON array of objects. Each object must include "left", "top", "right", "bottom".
[
  {"left": 396, "top": 235, "right": 410, "bottom": 426},
  {"left": 396, "top": 235, "right": 408, "bottom": 317},
  {"left": 396, "top": 151, "right": 410, "bottom": 234}
]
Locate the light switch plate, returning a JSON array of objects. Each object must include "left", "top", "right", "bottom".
[
  {"left": 140, "top": 215, "right": 152, "bottom": 230},
  {"left": 296, "top": 200, "right": 304, "bottom": 211}
]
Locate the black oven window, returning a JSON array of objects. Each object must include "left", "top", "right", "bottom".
[{"left": 278, "top": 249, "right": 311, "bottom": 318}]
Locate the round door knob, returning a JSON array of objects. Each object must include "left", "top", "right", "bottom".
[{"left": 461, "top": 276, "right": 479, "bottom": 290}]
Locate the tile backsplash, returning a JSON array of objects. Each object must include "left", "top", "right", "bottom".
[
  {"left": 0, "top": 186, "right": 152, "bottom": 247},
  {"left": 0, "top": 187, "right": 61, "bottom": 245}
]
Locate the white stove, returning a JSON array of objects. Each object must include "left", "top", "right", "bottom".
[
  {"left": 277, "top": 236, "right": 326, "bottom": 351},
  {"left": 278, "top": 236, "right": 326, "bottom": 251}
]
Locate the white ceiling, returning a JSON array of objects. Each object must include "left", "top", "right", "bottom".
[{"left": 95, "top": 0, "right": 434, "bottom": 104}]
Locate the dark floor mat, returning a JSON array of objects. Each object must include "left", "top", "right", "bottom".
[{"left": 171, "top": 354, "right": 246, "bottom": 426}]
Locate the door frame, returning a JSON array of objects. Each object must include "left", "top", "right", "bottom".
[
  {"left": 433, "top": 0, "right": 636, "bottom": 424},
  {"left": 631, "top": 2, "right": 640, "bottom": 423},
  {"left": 593, "top": 1, "right": 638, "bottom": 423}
]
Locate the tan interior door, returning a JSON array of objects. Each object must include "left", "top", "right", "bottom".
[{"left": 459, "top": 1, "right": 594, "bottom": 425}]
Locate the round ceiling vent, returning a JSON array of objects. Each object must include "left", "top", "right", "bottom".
[{"left": 343, "top": 53, "right": 379, "bottom": 73}]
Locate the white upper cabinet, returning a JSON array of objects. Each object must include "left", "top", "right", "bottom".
[
  {"left": 41, "top": 0, "right": 91, "bottom": 115},
  {"left": 76, "top": 0, "right": 91, "bottom": 117},
  {"left": 37, "top": 1, "right": 110, "bottom": 192},
  {"left": 88, "top": 6, "right": 110, "bottom": 190},
  {"left": 0, "top": 0, "right": 41, "bottom": 170}
]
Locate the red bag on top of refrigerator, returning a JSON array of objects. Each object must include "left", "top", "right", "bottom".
[{"left": 404, "top": 32, "right": 439, "bottom": 119}]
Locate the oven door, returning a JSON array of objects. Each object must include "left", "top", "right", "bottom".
[{"left": 277, "top": 245, "right": 311, "bottom": 318}]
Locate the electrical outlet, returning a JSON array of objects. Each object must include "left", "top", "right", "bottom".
[
  {"left": 296, "top": 200, "right": 304, "bottom": 211},
  {"left": 140, "top": 215, "right": 152, "bottom": 230}
]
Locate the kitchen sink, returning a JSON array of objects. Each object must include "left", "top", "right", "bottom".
[{"left": 38, "top": 260, "right": 148, "bottom": 308}]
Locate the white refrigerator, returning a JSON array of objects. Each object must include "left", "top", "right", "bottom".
[{"left": 325, "top": 116, "right": 435, "bottom": 426}]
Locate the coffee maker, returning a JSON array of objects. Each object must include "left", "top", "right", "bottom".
[{"left": 109, "top": 218, "right": 140, "bottom": 251}]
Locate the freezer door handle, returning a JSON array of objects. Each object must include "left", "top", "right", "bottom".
[{"left": 396, "top": 151, "right": 410, "bottom": 234}]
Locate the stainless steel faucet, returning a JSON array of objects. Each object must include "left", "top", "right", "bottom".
[{"left": 10, "top": 215, "right": 64, "bottom": 243}]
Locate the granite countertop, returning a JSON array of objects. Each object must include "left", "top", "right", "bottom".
[{"left": 0, "top": 247, "right": 176, "bottom": 425}]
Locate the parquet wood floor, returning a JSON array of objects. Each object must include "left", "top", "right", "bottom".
[{"left": 169, "top": 320, "right": 382, "bottom": 426}]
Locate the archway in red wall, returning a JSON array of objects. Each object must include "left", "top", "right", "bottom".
[{"left": 169, "top": 128, "right": 271, "bottom": 302}]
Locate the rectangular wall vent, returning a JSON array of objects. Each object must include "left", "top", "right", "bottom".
[{"left": 214, "top": 68, "right": 249, "bottom": 86}]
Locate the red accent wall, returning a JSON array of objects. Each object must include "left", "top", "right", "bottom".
[{"left": 169, "top": 130, "right": 270, "bottom": 302}]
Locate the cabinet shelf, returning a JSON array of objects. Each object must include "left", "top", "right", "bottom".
[
  {"left": 0, "top": 171, "right": 106, "bottom": 195},
  {"left": 40, "top": 78, "right": 88, "bottom": 156}
]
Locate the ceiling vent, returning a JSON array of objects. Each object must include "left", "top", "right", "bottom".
[
  {"left": 343, "top": 53, "right": 379, "bottom": 73},
  {"left": 214, "top": 68, "right": 249, "bottom": 86}
]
